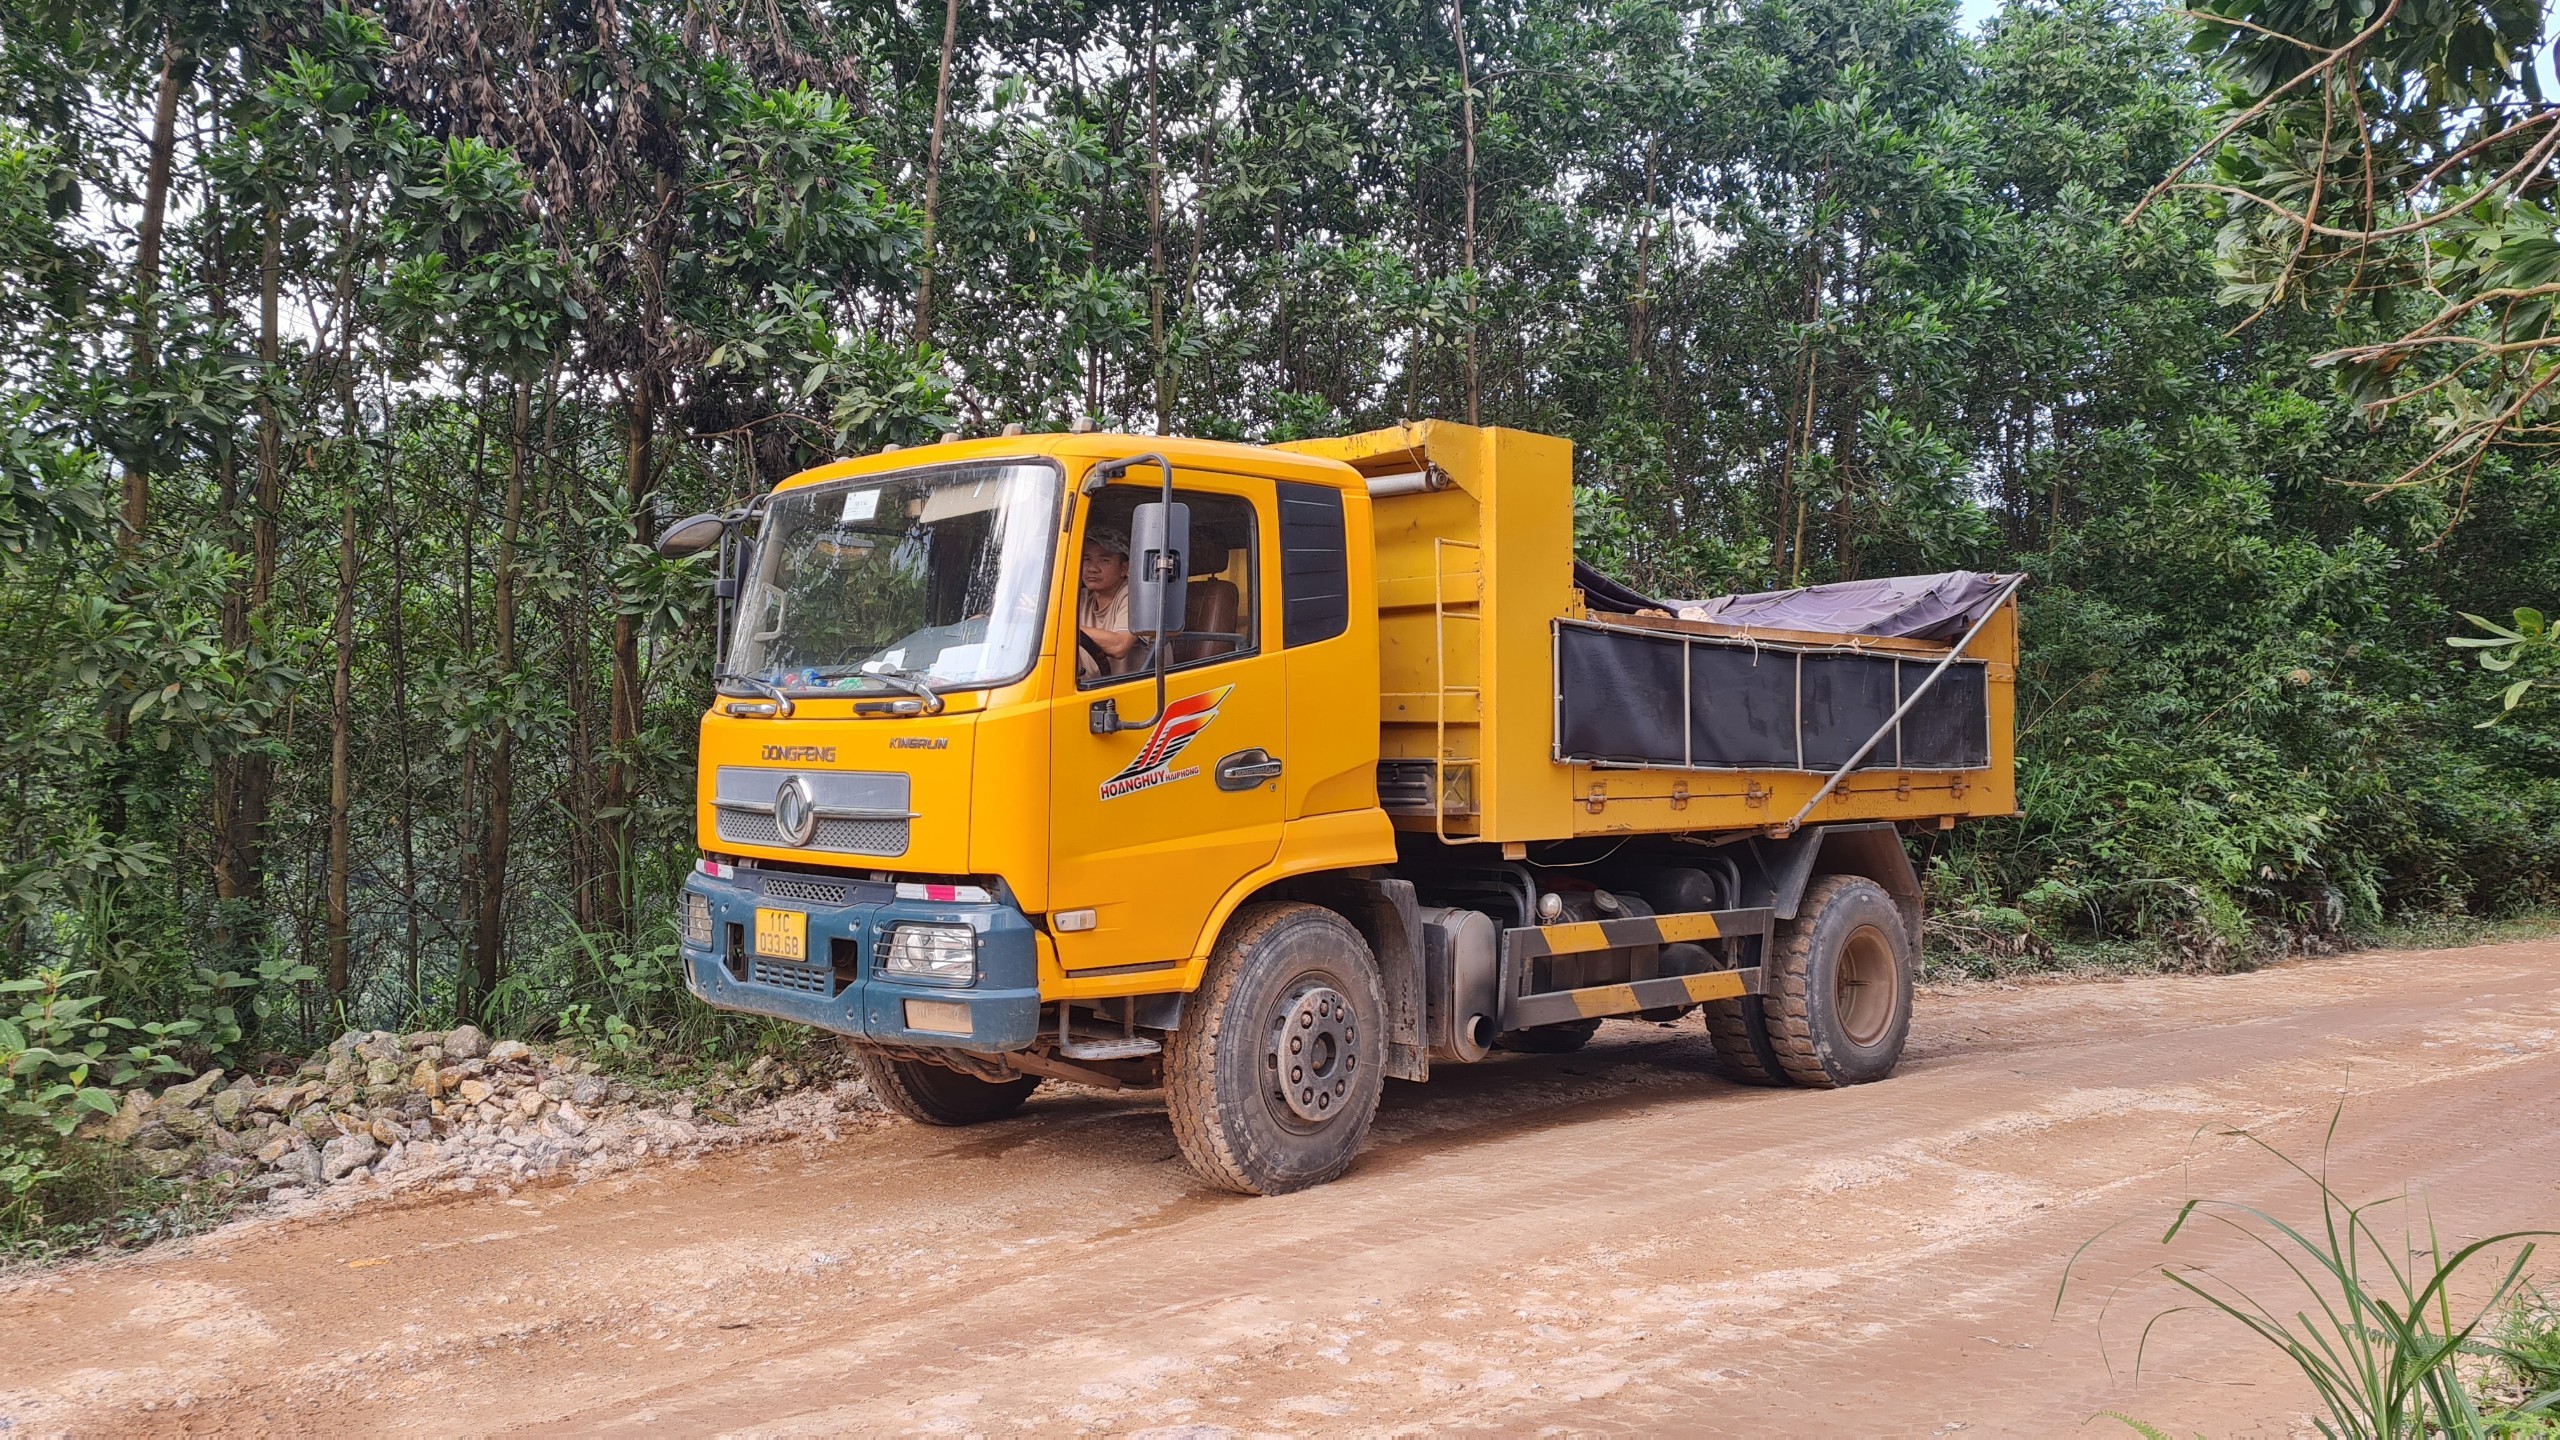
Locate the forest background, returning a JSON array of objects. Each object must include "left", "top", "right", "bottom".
[{"left": 1, "top": 0, "right": 2555, "bottom": 1131}]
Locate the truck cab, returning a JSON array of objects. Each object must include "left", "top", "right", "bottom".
[{"left": 677, "top": 435, "right": 1389, "bottom": 1070}]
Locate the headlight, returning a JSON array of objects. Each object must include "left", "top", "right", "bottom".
[
  {"left": 882, "top": 924, "right": 977, "bottom": 985},
  {"left": 683, "top": 892, "right": 714, "bottom": 948}
]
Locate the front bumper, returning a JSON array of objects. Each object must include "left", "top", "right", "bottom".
[{"left": 680, "top": 865, "right": 1042, "bottom": 1054}]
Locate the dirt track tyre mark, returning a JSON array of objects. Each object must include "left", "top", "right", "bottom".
[
  {"left": 1761, "top": 874, "right": 1914, "bottom": 1088},
  {"left": 1165, "top": 901, "right": 1387, "bottom": 1195},
  {"left": 848, "top": 1044, "right": 1041, "bottom": 1125}
]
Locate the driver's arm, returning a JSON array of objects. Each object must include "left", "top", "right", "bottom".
[{"left": 1082, "top": 625, "right": 1140, "bottom": 660}]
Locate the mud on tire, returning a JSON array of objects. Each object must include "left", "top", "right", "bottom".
[
  {"left": 848, "top": 1043, "right": 1041, "bottom": 1125},
  {"left": 1760, "top": 874, "right": 1915, "bottom": 1088},
  {"left": 1165, "top": 901, "right": 1388, "bottom": 1195}
]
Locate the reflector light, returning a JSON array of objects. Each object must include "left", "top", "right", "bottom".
[{"left": 697, "top": 858, "right": 736, "bottom": 880}]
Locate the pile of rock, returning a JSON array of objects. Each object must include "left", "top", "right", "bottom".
[{"left": 87, "top": 1025, "right": 875, "bottom": 1204}]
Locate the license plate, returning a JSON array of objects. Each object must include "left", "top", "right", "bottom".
[{"left": 753, "top": 907, "right": 807, "bottom": 961}]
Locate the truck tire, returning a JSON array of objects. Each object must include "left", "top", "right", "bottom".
[
  {"left": 849, "top": 1044, "right": 1041, "bottom": 1126},
  {"left": 1494, "top": 1018, "right": 1602, "bottom": 1053},
  {"left": 1165, "top": 902, "right": 1388, "bottom": 1195},
  {"left": 1761, "top": 874, "right": 1915, "bottom": 1088},
  {"left": 1700, "top": 994, "right": 1790, "bottom": 1086}
]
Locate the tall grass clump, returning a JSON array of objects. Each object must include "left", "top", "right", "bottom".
[{"left": 2061, "top": 1107, "right": 2558, "bottom": 1438}]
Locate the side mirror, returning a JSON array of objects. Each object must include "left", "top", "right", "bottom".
[
  {"left": 658, "top": 512, "right": 728, "bottom": 558},
  {"left": 1128, "top": 501, "right": 1190, "bottom": 636}
]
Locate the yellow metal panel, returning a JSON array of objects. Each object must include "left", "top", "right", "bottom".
[
  {"left": 1278, "top": 421, "right": 1578, "bottom": 844},
  {"left": 1038, "top": 807, "right": 1395, "bottom": 1002},
  {"left": 1046, "top": 466, "right": 1291, "bottom": 971},
  {"left": 965, "top": 673, "right": 1053, "bottom": 910},
  {"left": 1476, "top": 426, "right": 1577, "bottom": 841},
  {"left": 1282, "top": 482, "right": 1383, "bottom": 820}
]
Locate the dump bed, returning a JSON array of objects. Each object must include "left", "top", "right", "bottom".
[{"left": 1276, "top": 421, "right": 2019, "bottom": 845}]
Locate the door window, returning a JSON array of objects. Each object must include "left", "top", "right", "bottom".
[{"left": 1076, "top": 486, "right": 1259, "bottom": 688}]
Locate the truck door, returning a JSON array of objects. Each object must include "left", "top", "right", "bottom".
[{"left": 1050, "top": 473, "right": 1286, "bottom": 971}]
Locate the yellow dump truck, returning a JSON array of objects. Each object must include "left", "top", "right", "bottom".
[{"left": 664, "top": 421, "right": 2020, "bottom": 1193}]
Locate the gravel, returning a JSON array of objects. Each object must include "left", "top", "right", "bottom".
[{"left": 75, "top": 1027, "right": 875, "bottom": 1207}]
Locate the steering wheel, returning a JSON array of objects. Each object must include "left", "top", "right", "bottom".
[{"left": 1077, "top": 631, "right": 1110, "bottom": 668}]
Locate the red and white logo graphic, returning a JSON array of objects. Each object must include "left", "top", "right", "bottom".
[{"left": 1100, "top": 685, "right": 1232, "bottom": 801}]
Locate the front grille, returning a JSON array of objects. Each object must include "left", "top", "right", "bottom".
[
  {"left": 762, "top": 876, "right": 847, "bottom": 905},
  {"left": 748, "top": 956, "right": 838, "bottom": 995},
  {"left": 716, "top": 807, "right": 910, "bottom": 856}
]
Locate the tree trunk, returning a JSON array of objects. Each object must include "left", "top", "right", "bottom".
[
  {"left": 911, "top": 0, "right": 961, "bottom": 348},
  {"left": 600, "top": 374, "right": 655, "bottom": 938},
  {"left": 121, "top": 30, "right": 185, "bottom": 547},
  {"left": 327, "top": 492, "right": 356, "bottom": 996},
  {"left": 231, "top": 190, "right": 285, "bottom": 905},
  {"left": 454, "top": 402, "right": 486, "bottom": 994},
  {"left": 1450, "top": 0, "right": 1480, "bottom": 427},
  {"left": 467, "top": 379, "right": 531, "bottom": 1001},
  {"left": 383, "top": 444, "right": 420, "bottom": 1002},
  {"left": 206, "top": 88, "right": 255, "bottom": 922},
  {"left": 1773, "top": 217, "right": 1826, "bottom": 585},
  {"left": 1630, "top": 135, "right": 1658, "bottom": 369},
  {"left": 1146, "top": 41, "right": 1169, "bottom": 433}
]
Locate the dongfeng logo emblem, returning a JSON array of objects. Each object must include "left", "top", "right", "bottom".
[{"left": 773, "top": 776, "right": 818, "bottom": 847}]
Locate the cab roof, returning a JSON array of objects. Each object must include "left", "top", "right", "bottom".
[{"left": 773, "top": 432, "right": 1367, "bottom": 497}]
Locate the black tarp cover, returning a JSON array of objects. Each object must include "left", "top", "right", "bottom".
[
  {"left": 1554, "top": 620, "right": 1991, "bottom": 772},
  {"left": 1576, "top": 563, "right": 2017, "bottom": 645}
]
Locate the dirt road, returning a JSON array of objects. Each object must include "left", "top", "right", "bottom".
[{"left": 5, "top": 941, "right": 2557, "bottom": 1436}]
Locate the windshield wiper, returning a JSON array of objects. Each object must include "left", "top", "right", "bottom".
[
  {"left": 847, "top": 665, "right": 944, "bottom": 714},
  {"left": 713, "top": 670, "right": 796, "bottom": 718}
]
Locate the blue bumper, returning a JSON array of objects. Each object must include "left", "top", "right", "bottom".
[{"left": 680, "top": 866, "right": 1042, "bottom": 1054}]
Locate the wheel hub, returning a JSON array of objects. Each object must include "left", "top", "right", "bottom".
[
  {"left": 1836, "top": 925, "right": 1896, "bottom": 1047},
  {"left": 1270, "top": 983, "right": 1358, "bottom": 1123}
]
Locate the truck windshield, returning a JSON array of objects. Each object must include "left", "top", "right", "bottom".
[{"left": 725, "top": 461, "right": 1059, "bottom": 698}]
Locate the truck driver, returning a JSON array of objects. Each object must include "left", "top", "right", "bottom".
[{"left": 1077, "top": 525, "right": 1139, "bottom": 679}]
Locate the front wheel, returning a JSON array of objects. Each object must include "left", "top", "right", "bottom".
[
  {"left": 848, "top": 1043, "right": 1041, "bottom": 1125},
  {"left": 1165, "top": 902, "right": 1388, "bottom": 1195},
  {"left": 1760, "top": 875, "right": 1915, "bottom": 1088}
]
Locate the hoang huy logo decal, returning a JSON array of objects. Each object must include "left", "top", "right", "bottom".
[{"left": 1100, "top": 686, "right": 1232, "bottom": 801}]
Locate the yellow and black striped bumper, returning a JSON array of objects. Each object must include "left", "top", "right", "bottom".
[{"left": 1499, "top": 906, "right": 1773, "bottom": 1031}]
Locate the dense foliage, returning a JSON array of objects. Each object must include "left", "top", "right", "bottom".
[{"left": 0, "top": 0, "right": 2553, "bottom": 1095}]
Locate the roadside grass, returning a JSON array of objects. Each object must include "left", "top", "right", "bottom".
[
  {"left": 0, "top": 1144, "right": 258, "bottom": 1268},
  {"left": 2061, "top": 1108, "right": 2559, "bottom": 1437},
  {"left": 2476, "top": 1289, "right": 2560, "bottom": 1435}
]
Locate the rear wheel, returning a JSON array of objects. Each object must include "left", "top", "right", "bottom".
[
  {"left": 1165, "top": 902, "right": 1387, "bottom": 1195},
  {"left": 1700, "top": 989, "right": 1790, "bottom": 1086},
  {"left": 848, "top": 1044, "right": 1041, "bottom": 1125},
  {"left": 1760, "top": 875, "right": 1915, "bottom": 1088}
]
